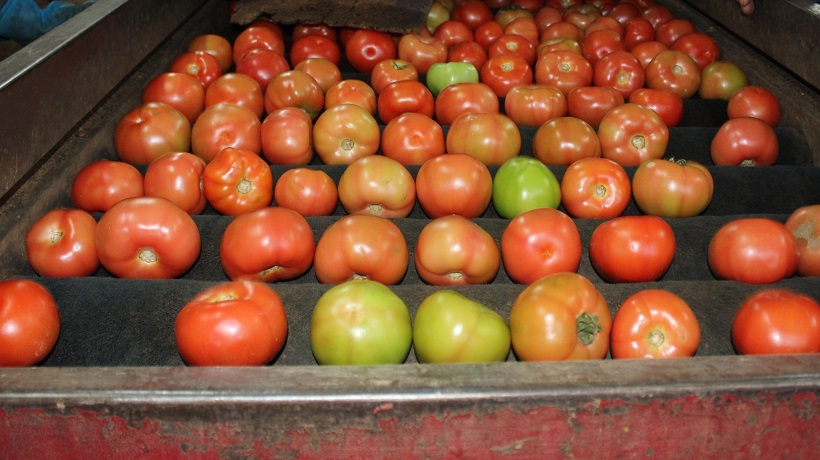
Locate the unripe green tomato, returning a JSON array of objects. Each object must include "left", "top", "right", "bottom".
[
  {"left": 310, "top": 279, "right": 412, "bottom": 365},
  {"left": 413, "top": 290, "right": 511, "bottom": 363},
  {"left": 492, "top": 156, "right": 561, "bottom": 219},
  {"left": 426, "top": 62, "right": 479, "bottom": 96}
]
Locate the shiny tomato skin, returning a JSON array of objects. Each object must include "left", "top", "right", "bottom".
[
  {"left": 592, "top": 49, "right": 645, "bottom": 99},
  {"left": 534, "top": 50, "right": 593, "bottom": 96},
  {"left": 566, "top": 86, "right": 624, "bottom": 129},
  {"left": 699, "top": 60, "right": 748, "bottom": 100},
  {"left": 377, "top": 79, "right": 435, "bottom": 124},
  {"left": 710, "top": 117, "right": 779, "bottom": 166},
  {"left": 114, "top": 102, "right": 191, "bottom": 165},
  {"left": 337, "top": 155, "right": 417, "bottom": 218},
  {"left": 645, "top": 49, "right": 701, "bottom": 99},
  {"left": 492, "top": 156, "right": 562, "bottom": 219},
  {"left": 233, "top": 25, "right": 286, "bottom": 64},
  {"left": 655, "top": 18, "right": 696, "bottom": 48},
  {"left": 452, "top": 0, "right": 494, "bottom": 30},
  {"left": 415, "top": 153, "right": 493, "bottom": 218},
  {"left": 708, "top": 218, "right": 798, "bottom": 284},
  {"left": 433, "top": 19, "right": 474, "bottom": 48},
  {"left": 187, "top": 33, "right": 233, "bottom": 73},
  {"left": 143, "top": 152, "right": 208, "bottom": 215},
  {"left": 314, "top": 215, "right": 409, "bottom": 285},
  {"left": 628, "top": 87, "right": 683, "bottom": 127},
  {"left": 220, "top": 207, "right": 316, "bottom": 282},
  {"left": 589, "top": 215, "right": 676, "bottom": 283},
  {"left": 289, "top": 34, "right": 341, "bottom": 67},
  {"left": 369, "top": 59, "right": 419, "bottom": 95},
  {"left": 727, "top": 85, "right": 781, "bottom": 127},
  {"left": 560, "top": 157, "right": 631, "bottom": 219},
  {"left": 175, "top": 281, "right": 288, "bottom": 366},
  {"left": 380, "top": 113, "right": 445, "bottom": 165},
  {"left": 141, "top": 72, "right": 206, "bottom": 124},
  {"left": 203, "top": 147, "right": 273, "bottom": 216},
  {"left": 264, "top": 70, "right": 324, "bottom": 121},
  {"left": 0, "top": 280, "right": 60, "bottom": 366},
  {"left": 533, "top": 116, "right": 600, "bottom": 165},
  {"left": 487, "top": 34, "right": 536, "bottom": 66},
  {"left": 95, "top": 196, "right": 201, "bottom": 279},
  {"left": 641, "top": 5, "right": 675, "bottom": 30},
  {"left": 598, "top": 103, "right": 669, "bottom": 166},
  {"left": 630, "top": 40, "right": 667, "bottom": 69},
  {"left": 169, "top": 51, "right": 223, "bottom": 90},
  {"left": 581, "top": 28, "right": 623, "bottom": 67},
  {"left": 434, "top": 82, "right": 500, "bottom": 126},
  {"left": 274, "top": 168, "right": 338, "bottom": 217},
  {"left": 670, "top": 32, "right": 720, "bottom": 71},
  {"left": 234, "top": 48, "right": 291, "bottom": 93},
  {"left": 325, "top": 79, "right": 378, "bottom": 115},
  {"left": 479, "top": 54, "right": 533, "bottom": 98},
  {"left": 732, "top": 289, "right": 820, "bottom": 355},
  {"left": 474, "top": 20, "right": 504, "bottom": 52},
  {"left": 71, "top": 160, "right": 144, "bottom": 212},
  {"left": 414, "top": 215, "right": 500, "bottom": 285},
  {"left": 632, "top": 158, "right": 713, "bottom": 218},
  {"left": 26, "top": 209, "right": 99, "bottom": 278},
  {"left": 345, "top": 29, "right": 398, "bottom": 73},
  {"left": 611, "top": 289, "right": 701, "bottom": 359},
  {"left": 397, "top": 33, "right": 448, "bottom": 75},
  {"left": 446, "top": 112, "right": 521, "bottom": 166},
  {"left": 292, "top": 23, "right": 337, "bottom": 42},
  {"left": 623, "top": 17, "right": 654, "bottom": 51},
  {"left": 509, "top": 272, "right": 611, "bottom": 361},
  {"left": 191, "top": 102, "right": 262, "bottom": 163},
  {"left": 205, "top": 72, "right": 265, "bottom": 119},
  {"left": 785, "top": 205, "right": 820, "bottom": 277},
  {"left": 501, "top": 208, "right": 582, "bottom": 284},
  {"left": 313, "top": 103, "right": 381, "bottom": 164},
  {"left": 504, "top": 84, "right": 568, "bottom": 127},
  {"left": 260, "top": 107, "right": 314, "bottom": 165},
  {"left": 540, "top": 21, "right": 583, "bottom": 44},
  {"left": 294, "top": 57, "right": 342, "bottom": 94}
]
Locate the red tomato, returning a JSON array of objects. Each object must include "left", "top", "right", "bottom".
[
  {"left": 628, "top": 87, "right": 683, "bottom": 127},
  {"left": 581, "top": 29, "right": 623, "bottom": 67},
  {"left": 169, "top": 51, "right": 222, "bottom": 90},
  {"left": 220, "top": 207, "right": 316, "bottom": 282},
  {"left": 534, "top": 50, "right": 593, "bottom": 96},
  {"left": 611, "top": 289, "right": 701, "bottom": 359},
  {"left": 337, "top": 155, "right": 417, "bottom": 218},
  {"left": 234, "top": 48, "right": 291, "bottom": 93},
  {"left": 434, "top": 81, "right": 500, "bottom": 125},
  {"left": 537, "top": 37, "right": 582, "bottom": 57},
  {"left": 314, "top": 215, "right": 409, "bottom": 285},
  {"left": 623, "top": 17, "right": 654, "bottom": 50},
  {"left": 187, "top": 33, "right": 233, "bottom": 73},
  {"left": 175, "top": 281, "right": 288, "bottom": 366},
  {"left": 566, "top": 85, "right": 624, "bottom": 129},
  {"left": 264, "top": 70, "right": 324, "bottom": 121},
  {"left": 415, "top": 153, "right": 493, "bottom": 218},
  {"left": 645, "top": 49, "right": 701, "bottom": 99},
  {"left": 274, "top": 167, "right": 338, "bottom": 217},
  {"left": 598, "top": 103, "right": 668, "bottom": 166},
  {"left": 345, "top": 29, "right": 398, "bottom": 73},
  {"left": 632, "top": 158, "right": 713, "bottom": 217},
  {"left": 415, "top": 215, "right": 500, "bottom": 285},
  {"left": 564, "top": 3, "right": 603, "bottom": 32},
  {"left": 143, "top": 152, "right": 207, "bottom": 215},
  {"left": 589, "top": 215, "right": 676, "bottom": 283},
  {"left": 629, "top": 40, "right": 667, "bottom": 69},
  {"left": 292, "top": 23, "right": 337, "bottom": 42},
  {"left": 785, "top": 205, "right": 820, "bottom": 277},
  {"left": 699, "top": 60, "right": 748, "bottom": 100},
  {"left": 433, "top": 19, "right": 474, "bottom": 48},
  {"left": 585, "top": 16, "right": 623, "bottom": 37},
  {"left": 533, "top": 116, "right": 600, "bottom": 165},
  {"left": 560, "top": 157, "right": 631, "bottom": 219},
  {"left": 114, "top": 102, "right": 191, "bottom": 165},
  {"left": 142, "top": 72, "right": 205, "bottom": 124},
  {"left": 191, "top": 102, "right": 262, "bottom": 163},
  {"left": 290, "top": 34, "right": 341, "bottom": 67},
  {"left": 593, "top": 49, "right": 645, "bottom": 99},
  {"left": 95, "top": 196, "right": 201, "bottom": 279},
  {"left": 325, "top": 79, "right": 377, "bottom": 115},
  {"left": 232, "top": 25, "right": 285, "bottom": 64},
  {"left": 710, "top": 117, "right": 779, "bottom": 166},
  {"left": 377, "top": 79, "right": 435, "bottom": 124},
  {"left": 535, "top": 5, "right": 564, "bottom": 32},
  {"left": 380, "top": 112, "right": 445, "bottom": 165},
  {"left": 474, "top": 20, "right": 504, "bottom": 52},
  {"left": 540, "top": 21, "right": 583, "bottom": 44},
  {"left": 504, "top": 84, "right": 567, "bottom": 127},
  {"left": 26, "top": 208, "right": 99, "bottom": 277},
  {"left": 505, "top": 16, "right": 540, "bottom": 46},
  {"left": 606, "top": 2, "right": 640, "bottom": 26},
  {"left": 397, "top": 33, "right": 448, "bottom": 74},
  {"left": 727, "top": 85, "right": 782, "bottom": 127},
  {"left": 261, "top": 107, "right": 314, "bottom": 165},
  {"left": 446, "top": 112, "right": 521, "bottom": 165},
  {"left": 451, "top": 0, "right": 494, "bottom": 30},
  {"left": 509, "top": 272, "right": 611, "bottom": 361},
  {"left": 708, "top": 218, "right": 798, "bottom": 284},
  {"left": 203, "top": 147, "right": 273, "bottom": 216},
  {"left": 313, "top": 103, "right": 381, "bottom": 164},
  {"left": 488, "top": 34, "right": 536, "bottom": 66},
  {"left": 671, "top": 32, "right": 720, "bottom": 71},
  {"left": 205, "top": 72, "right": 265, "bottom": 119},
  {"left": 479, "top": 54, "right": 533, "bottom": 98},
  {"left": 294, "top": 58, "right": 342, "bottom": 94},
  {"left": 496, "top": 5, "right": 534, "bottom": 29},
  {"left": 732, "top": 289, "right": 820, "bottom": 355},
  {"left": 641, "top": 5, "right": 674, "bottom": 29},
  {"left": 370, "top": 59, "right": 419, "bottom": 95},
  {"left": 71, "top": 160, "right": 144, "bottom": 212},
  {"left": 0, "top": 280, "right": 60, "bottom": 366},
  {"left": 501, "top": 208, "right": 582, "bottom": 284}
]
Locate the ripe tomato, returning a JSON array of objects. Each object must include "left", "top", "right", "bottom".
[
  {"left": 628, "top": 87, "right": 683, "bottom": 127},
  {"left": 397, "top": 33, "right": 448, "bottom": 74},
  {"left": 233, "top": 24, "right": 285, "bottom": 64},
  {"left": 26, "top": 208, "right": 99, "bottom": 277},
  {"left": 496, "top": 6, "right": 534, "bottom": 29},
  {"left": 474, "top": 20, "right": 504, "bottom": 51},
  {"left": 699, "top": 60, "right": 748, "bottom": 100},
  {"left": 294, "top": 57, "right": 342, "bottom": 94},
  {"left": 205, "top": 72, "right": 265, "bottom": 119},
  {"left": 325, "top": 79, "right": 378, "bottom": 115},
  {"left": 655, "top": 18, "right": 696, "bottom": 48},
  {"left": 540, "top": 21, "right": 583, "bottom": 44},
  {"left": 114, "top": 102, "right": 191, "bottom": 165},
  {"left": 235, "top": 48, "right": 291, "bottom": 93},
  {"left": 589, "top": 215, "right": 676, "bottom": 283},
  {"left": 533, "top": 116, "right": 601, "bottom": 165},
  {"left": 274, "top": 168, "right": 338, "bottom": 217},
  {"left": 504, "top": 84, "right": 567, "bottom": 127},
  {"left": 380, "top": 112, "right": 445, "bottom": 165},
  {"left": 509, "top": 272, "right": 611, "bottom": 361},
  {"left": 220, "top": 207, "right": 316, "bottom": 282},
  {"left": 630, "top": 40, "right": 667, "bottom": 69},
  {"left": 446, "top": 112, "right": 521, "bottom": 165},
  {"left": 708, "top": 218, "right": 798, "bottom": 284},
  {"left": 501, "top": 208, "right": 582, "bottom": 284},
  {"left": 592, "top": 49, "right": 645, "bottom": 99},
  {"left": 433, "top": 19, "right": 474, "bottom": 48},
  {"left": 434, "top": 81, "right": 500, "bottom": 125},
  {"left": 264, "top": 70, "right": 324, "bottom": 121},
  {"left": 337, "top": 155, "right": 417, "bottom": 218},
  {"left": 414, "top": 215, "right": 500, "bottom": 285},
  {"left": 313, "top": 103, "right": 381, "bottom": 164},
  {"left": 710, "top": 117, "right": 779, "bottom": 166},
  {"left": 0, "top": 280, "right": 60, "bottom": 366},
  {"left": 143, "top": 152, "right": 207, "bottom": 215},
  {"left": 377, "top": 79, "right": 435, "bottom": 124},
  {"left": 71, "top": 160, "right": 144, "bottom": 212},
  {"left": 479, "top": 54, "right": 533, "bottom": 98},
  {"left": 191, "top": 102, "right": 262, "bottom": 163},
  {"left": 314, "top": 215, "right": 409, "bottom": 285},
  {"left": 451, "top": 0, "right": 494, "bottom": 30},
  {"left": 175, "top": 281, "right": 288, "bottom": 366},
  {"left": 370, "top": 59, "right": 419, "bottom": 95},
  {"left": 732, "top": 289, "right": 820, "bottom": 355},
  {"left": 670, "top": 32, "right": 720, "bottom": 71},
  {"left": 95, "top": 196, "right": 201, "bottom": 279},
  {"left": 260, "top": 107, "right": 314, "bottom": 165},
  {"left": 292, "top": 23, "right": 337, "bottom": 42},
  {"left": 623, "top": 17, "right": 654, "bottom": 51},
  {"left": 785, "top": 205, "right": 820, "bottom": 277},
  {"left": 585, "top": 16, "right": 624, "bottom": 37},
  {"left": 632, "top": 156, "right": 714, "bottom": 218},
  {"left": 598, "top": 102, "right": 668, "bottom": 166},
  {"left": 641, "top": 5, "right": 675, "bottom": 29},
  {"left": 581, "top": 28, "right": 623, "bottom": 67},
  {"left": 169, "top": 51, "right": 222, "bottom": 89},
  {"left": 535, "top": 5, "right": 564, "bottom": 31},
  {"left": 289, "top": 34, "right": 341, "bottom": 67},
  {"left": 534, "top": 50, "right": 593, "bottom": 96},
  {"left": 727, "top": 85, "right": 781, "bottom": 127},
  {"left": 142, "top": 72, "right": 205, "bottom": 124},
  {"left": 487, "top": 34, "right": 536, "bottom": 66},
  {"left": 203, "top": 147, "right": 273, "bottom": 215},
  {"left": 566, "top": 86, "right": 624, "bottom": 129},
  {"left": 560, "top": 157, "right": 631, "bottom": 219},
  {"left": 187, "top": 33, "right": 233, "bottom": 73},
  {"left": 415, "top": 153, "right": 493, "bottom": 218},
  {"left": 610, "top": 289, "right": 701, "bottom": 359},
  {"left": 607, "top": 2, "right": 640, "bottom": 26},
  {"left": 564, "top": 3, "right": 602, "bottom": 32},
  {"left": 645, "top": 49, "right": 701, "bottom": 99},
  {"left": 345, "top": 29, "right": 398, "bottom": 73}
]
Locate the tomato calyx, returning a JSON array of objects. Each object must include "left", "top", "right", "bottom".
[
  {"left": 138, "top": 248, "right": 158, "bottom": 264},
  {"left": 341, "top": 138, "right": 355, "bottom": 151},
  {"left": 576, "top": 312, "right": 603, "bottom": 345},
  {"left": 391, "top": 61, "right": 409, "bottom": 71},
  {"left": 666, "top": 157, "right": 688, "bottom": 166},
  {"left": 368, "top": 203, "right": 384, "bottom": 214},
  {"left": 648, "top": 328, "right": 666, "bottom": 347},
  {"left": 740, "top": 159, "right": 757, "bottom": 167},
  {"left": 631, "top": 134, "right": 646, "bottom": 150},
  {"left": 672, "top": 64, "right": 683, "bottom": 75},
  {"left": 237, "top": 178, "right": 252, "bottom": 194},
  {"left": 593, "top": 184, "right": 607, "bottom": 199},
  {"left": 49, "top": 230, "right": 64, "bottom": 244}
]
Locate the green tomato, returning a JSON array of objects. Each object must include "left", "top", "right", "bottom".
[
  {"left": 310, "top": 279, "right": 412, "bottom": 365},
  {"left": 413, "top": 290, "right": 511, "bottom": 363},
  {"left": 492, "top": 156, "right": 561, "bottom": 219},
  {"left": 426, "top": 62, "right": 479, "bottom": 97}
]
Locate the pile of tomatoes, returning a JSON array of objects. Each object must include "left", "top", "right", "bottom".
[{"left": 3, "top": 0, "right": 819, "bottom": 368}]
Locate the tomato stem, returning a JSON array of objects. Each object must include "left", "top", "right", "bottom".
[
  {"left": 49, "top": 230, "right": 64, "bottom": 244},
  {"left": 649, "top": 329, "right": 666, "bottom": 347},
  {"left": 138, "top": 248, "right": 158, "bottom": 264},
  {"left": 576, "top": 312, "right": 602, "bottom": 346},
  {"left": 237, "top": 178, "right": 252, "bottom": 194},
  {"left": 593, "top": 184, "right": 607, "bottom": 199},
  {"left": 341, "top": 138, "right": 354, "bottom": 151},
  {"left": 631, "top": 134, "right": 647, "bottom": 150}
]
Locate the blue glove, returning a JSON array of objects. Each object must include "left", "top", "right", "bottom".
[{"left": 0, "top": 0, "right": 81, "bottom": 45}]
